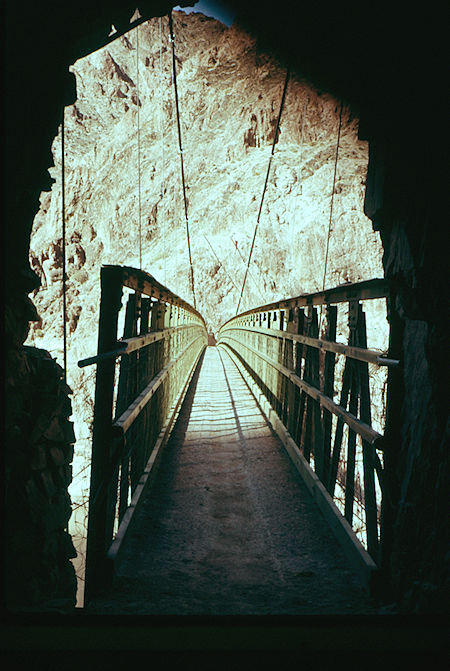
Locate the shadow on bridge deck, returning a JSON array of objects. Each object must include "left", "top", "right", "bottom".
[{"left": 86, "top": 346, "right": 374, "bottom": 615}]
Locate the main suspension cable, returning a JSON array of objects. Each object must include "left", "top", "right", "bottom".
[
  {"left": 168, "top": 11, "right": 196, "bottom": 309},
  {"left": 236, "top": 66, "right": 290, "bottom": 315}
]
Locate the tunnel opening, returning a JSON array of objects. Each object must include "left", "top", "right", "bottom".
[
  {"left": 5, "top": 1, "right": 447, "bottom": 620},
  {"left": 24, "top": 6, "right": 388, "bottom": 608}
]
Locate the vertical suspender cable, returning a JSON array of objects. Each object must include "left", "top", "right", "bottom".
[
  {"left": 321, "top": 102, "right": 343, "bottom": 293},
  {"left": 61, "top": 108, "right": 67, "bottom": 385},
  {"left": 319, "top": 101, "right": 343, "bottom": 333},
  {"left": 159, "top": 16, "right": 167, "bottom": 285},
  {"left": 168, "top": 11, "right": 196, "bottom": 309},
  {"left": 136, "top": 24, "right": 142, "bottom": 269},
  {"left": 236, "top": 66, "right": 290, "bottom": 315}
]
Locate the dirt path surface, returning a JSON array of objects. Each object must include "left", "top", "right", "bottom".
[{"left": 87, "top": 346, "right": 374, "bottom": 615}]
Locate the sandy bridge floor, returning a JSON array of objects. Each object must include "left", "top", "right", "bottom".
[{"left": 87, "top": 346, "right": 374, "bottom": 615}]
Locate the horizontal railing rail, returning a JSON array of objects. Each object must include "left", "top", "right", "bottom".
[
  {"left": 222, "top": 333, "right": 383, "bottom": 446},
  {"left": 83, "top": 265, "right": 207, "bottom": 603},
  {"left": 218, "top": 278, "right": 395, "bottom": 568},
  {"left": 112, "top": 332, "right": 205, "bottom": 435},
  {"left": 222, "top": 324, "right": 399, "bottom": 368},
  {"left": 77, "top": 323, "right": 202, "bottom": 368},
  {"left": 225, "top": 277, "right": 390, "bottom": 315}
]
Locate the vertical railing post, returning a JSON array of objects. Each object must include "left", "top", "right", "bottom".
[
  {"left": 144, "top": 299, "right": 159, "bottom": 467},
  {"left": 284, "top": 309, "right": 294, "bottom": 427},
  {"left": 278, "top": 310, "right": 286, "bottom": 419},
  {"left": 356, "top": 303, "right": 378, "bottom": 559},
  {"left": 139, "top": 296, "right": 152, "bottom": 469},
  {"left": 344, "top": 300, "right": 360, "bottom": 525},
  {"left": 166, "top": 304, "right": 173, "bottom": 409},
  {"left": 286, "top": 308, "right": 299, "bottom": 437},
  {"left": 311, "top": 307, "right": 324, "bottom": 476},
  {"left": 116, "top": 293, "right": 138, "bottom": 523},
  {"left": 84, "top": 266, "right": 123, "bottom": 604},
  {"left": 266, "top": 312, "right": 271, "bottom": 403},
  {"left": 152, "top": 300, "right": 166, "bottom": 445},
  {"left": 262, "top": 313, "right": 267, "bottom": 395},
  {"left": 127, "top": 293, "right": 141, "bottom": 495},
  {"left": 328, "top": 340, "right": 353, "bottom": 497},
  {"left": 379, "top": 290, "right": 402, "bottom": 580},
  {"left": 303, "top": 306, "right": 319, "bottom": 463},
  {"left": 293, "top": 308, "right": 305, "bottom": 447},
  {"left": 321, "top": 304, "right": 337, "bottom": 487}
]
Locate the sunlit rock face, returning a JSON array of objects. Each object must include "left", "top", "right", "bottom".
[
  {"left": 26, "top": 11, "right": 385, "bottom": 594},
  {"left": 29, "top": 10, "right": 383, "bottom": 330}
]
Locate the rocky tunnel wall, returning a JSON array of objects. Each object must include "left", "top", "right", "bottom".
[{"left": 3, "top": 0, "right": 448, "bottom": 614}]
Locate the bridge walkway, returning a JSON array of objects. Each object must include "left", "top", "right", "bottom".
[{"left": 86, "top": 346, "right": 374, "bottom": 615}]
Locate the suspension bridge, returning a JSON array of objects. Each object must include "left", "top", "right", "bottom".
[
  {"left": 63, "top": 12, "right": 400, "bottom": 614},
  {"left": 76, "top": 266, "right": 396, "bottom": 614}
]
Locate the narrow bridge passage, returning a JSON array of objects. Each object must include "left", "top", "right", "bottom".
[{"left": 87, "top": 346, "right": 374, "bottom": 615}]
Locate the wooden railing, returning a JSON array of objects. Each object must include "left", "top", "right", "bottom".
[
  {"left": 82, "top": 266, "right": 207, "bottom": 602},
  {"left": 218, "top": 278, "right": 398, "bottom": 571}
]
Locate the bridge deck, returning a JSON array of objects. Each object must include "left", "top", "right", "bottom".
[{"left": 87, "top": 346, "right": 374, "bottom": 615}]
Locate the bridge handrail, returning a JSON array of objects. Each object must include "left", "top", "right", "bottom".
[
  {"left": 118, "top": 265, "right": 206, "bottom": 324},
  {"left": 222, "top": 277, "right": 389, "bottom": 326},
  {"left": 112, "top": 332, "right": 205, "bottom": 435},
  {"left": 219, "top": 324, "right": 398, "bottom": 368},
  {"left": 78, "top": 323, "right": 204, "bottom": 368},
  {"left": 217, "top": 278, "right": 395, "bottom": 564},
  {"left": 83, "top": 265, "right": 207, "bottom": 603},
  {"left": 221, "top": 332, "right": 383, "bottom": 447}
]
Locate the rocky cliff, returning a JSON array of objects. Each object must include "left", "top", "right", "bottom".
[{"left": 25, "top": 11, "right": 385, "bottom": 601}]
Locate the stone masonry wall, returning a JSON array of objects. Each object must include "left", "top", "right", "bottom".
[{"left": 5, "top": 284, "right": 77, "bottom": 611}]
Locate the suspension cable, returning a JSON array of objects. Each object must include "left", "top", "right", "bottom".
[
  {"left": 61, "top": 108, "right": 67, "bottom": 385},
  {"left": 319, "top": 101, "right": 343, "bottom": 333},
  {"left": 136, "top": 23, "right": 142, "bottom": 269},
  {"left": 321, "top": 102, "right": 343, "bottom": 293},
  {"left": 168, "top": 11, "right": 196, "bottom": 309},
  {"left": 159, "top": 16, "right": 167, "bottom": 285},
  {"left": 236, "top": 66, "right": 290, "bottom": 315}
]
